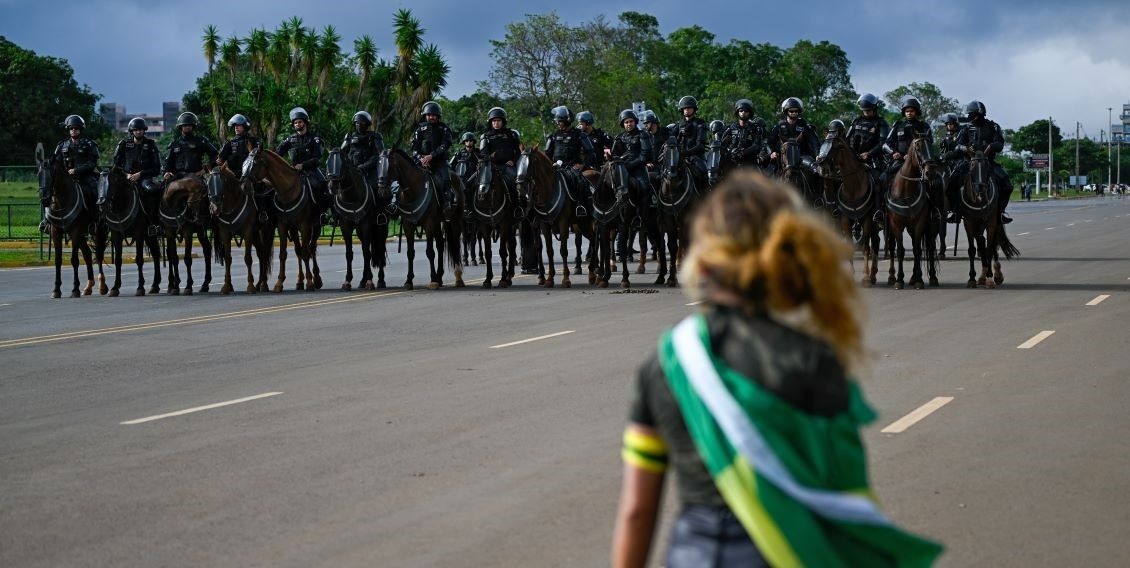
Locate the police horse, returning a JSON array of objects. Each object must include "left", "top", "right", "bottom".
[
  {"left": 241, "top": 147, "right": 322, "bottom": 292},
  {"left": 97, "top": 167, "right": 162, "bottom": 296},
  {"left": 37, "top": 146, "right": 106, "bottom": 298},
  {"left": 326, "top": 148, "right": 390, "bottom": 290},
  {"left": 885, "top": 135, "right": 940, "bottom": 289},
  {"left": 815, "top": 134, "right": 882, "bottom": 285},
  {"left": 957, "top": 150, "right": 1020, "bottom": 288},
  {"left": 517, "top": 147, "right": 598, "bottom": 288}
]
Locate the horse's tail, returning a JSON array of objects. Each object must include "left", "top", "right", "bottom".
[
  {"left": 214, "top": 235, "right": 226, "bottom": 266},
  {"left": 996, "top": 223, "right": 1020, "bottom": 260},
  {"left": 444, "top": 218, "right": 462, "bottom": 270},
  {"left": 370, "top": 222, "right": 388, "bottom": 268},
  {"left": 261, "top": 226, "right": 275, "bottom": 279}
]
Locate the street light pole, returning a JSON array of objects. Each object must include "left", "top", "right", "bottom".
[
  {"left": 1108, "top": 107, "right": 1113, "bottom": 193},
  {"left": 1048, "top": 117, "right": 1054, "bottom": 195},
  {"left": 1075, "top": 121, "right": 1081, "bottom": 192}
]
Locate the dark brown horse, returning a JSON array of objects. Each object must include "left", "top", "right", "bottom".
[
  {"left": 97, "top": 167, "right": 162, "bottom": 296},
  {"left": 467, "top": 155, "right": 516, "bottom": 289},
  {"left": 885, "top": 135, "right": 939, "bottom": 289},
  {"left": 160, "top": 175, "right": 213, "bottom": 295},
  {"left": 242, "top": 147, "right": 322, "bottom": 292},
  {"left": 377, "top": 149, "right": 463, "bottom": 289},
  {"left": 815, "top": 134, "right": 882, "bottom": 285},
  {"left": 654, "top": 142, "right": 697, "bottom": 287},
  {"left": 593, "top": 159, "right": 639, "bottom": 288},
  {"left": 517, "top": 147, "right": 597, "bottom": 288},
  {"left": 38, "top": 150, "right": 106, "bottom": 298},
  {"left": 776, "top": 139, "right": 822, "bottom": 207},
  {"left": 957, "top": 151, "right": 1020, "bottom": 288},
  {"left": 326, "top": 148, "right": 390, "bottom": 290},
  {"left": 205, "top": 165, "right": 274, "bottom": 294},
  {"left": 452, "top": 158, "right": 486, "bottom": 267}
]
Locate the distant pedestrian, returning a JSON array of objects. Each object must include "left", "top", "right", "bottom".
[{"left": 612, "top": 171, "right": 943, "bottom": 568}]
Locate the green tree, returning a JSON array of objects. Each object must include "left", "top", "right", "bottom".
[
  {"left": 0, "top": 36, "right": 106, "bottom": 164},
  {"left": 1007, "top": 119, "right": 1062, "bottom": 154},
  {"left": 883, "top": 82, "right": 960, "bottom": 124}
]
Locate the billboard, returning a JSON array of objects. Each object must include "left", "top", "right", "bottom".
[{"left": 1025, "top": 154, "right": 1050, "bottom": 169}]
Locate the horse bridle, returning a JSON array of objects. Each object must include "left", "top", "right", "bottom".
[{"left": 897, "top": 138, "right": 935, "bottom": 182}]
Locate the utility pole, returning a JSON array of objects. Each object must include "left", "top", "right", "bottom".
[
  {"left": 1108, "top": 107, "right": 1113, "bottom": 193},
  {"left": 1075, "top": 122, "right": 1081, "bottom": 192},
  {"left": 1048, "top": 117, "right": 1054, "bottom": 195}
]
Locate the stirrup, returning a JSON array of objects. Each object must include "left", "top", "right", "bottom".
[
  {"left": 575, "top": 205, "right": 587, "bottom": 218},
  {"left": 1001, "top": 214, "right": 1013, "bottom": 224},
  {"left": 39, "top": 219, "right": 50, "bottom": 234},
  {"left": 513, "top": 206, "right": 526, "bottom": 220},
  {"left": 631, "top": 215, "right": 643, "bottom": 229},
  {"left": 148, "top": 225, "right": 162, "bottom": 237},
  {"left": 375, "top": 212, "right": 389, "bottom": 225},
  {"left": 946, "top": 212, "right": 960, "bottom": 224}
]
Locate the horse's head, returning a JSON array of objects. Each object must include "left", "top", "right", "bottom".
[
  {"left": 326, "top": 148, "right": 344, "bottom": 196},
  {"left": 206, "top": 169, "right": 225, "bottom": 207},
  {"left": 515, "top": 149, "right": 530, "bottom": 187},
  {"left": 815, "top": 134, "right": 848, "bottom": 177},
  {"left": 662, "top": 143, "right": 681, "bottom": 180},
  {"left": 908, "top": 136, "right": 939, "bottom": 177},
  {"left": 376, "top": 149, "right": 393, "bottom": 191},
  {"left": 241, "top": 146, "right": 260, "bottom": 181},
  {"left": 780, "top": 140, "right": 803, "bottom": 172}
]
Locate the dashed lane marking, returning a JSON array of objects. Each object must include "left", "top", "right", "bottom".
[
  {"left": 1018, "top": 330, "right": 1055, "bottom": 349},
  {"left": 490, "top": 330, "right": 575, "bottom": 349},
  {"left": 1067, "top": 223, "right": 1076, "bottom": 227},
  {"left": 685, "top": 301, "right": 702, "bottom": 306},
  {"left": 881, "top": 397, "right": 954, "bottom": 434},
  {"left": 1086, "top": 295, "right": 1110, "bottom": 306},
  {"left": 1044, "top": 227, "right": 1055, "bottom": 231},
  {"left": 121, "top": 392, "right": 283, "bottom": 425},
  {"left": 1018, "top": 232, "right": 1030, "bottom": 236}
]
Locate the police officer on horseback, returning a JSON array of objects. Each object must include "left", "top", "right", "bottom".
[
  {"left": 577, "top": 111, "right": 613, "bottom": 169},
  {"left": 768, "top": 97, "right": 820, "bottom": 174},
  {"left": 947, "top": 101, "right": 1012, "bottom": 224},
  {"left": 609, "top": 109, "right": 653, "bottom": 207},
  {"left": 849, "top": 93, "right": 890, "bottom": 170},
  {"left": 162, "top": 112, "right": 218, "bottom": 184},
  {"left": 111, "top": 117, "right": 162, "bottom": 233},
  {"left": 545, "top": 105, "right": 597, "bottom": 216},
  {"left": 450, "top": 132, "right": 480, "bottom": 208},
  {"left": 938, "top": 112, "right": 962, "bottom": 221},
  {"left": 47, "top": 115, "right": 100, "bottom": 207},
  {"left": 641, "top": 111, "right": 669, "bottom": 187},
  {"left": 276, "top": 107, "right": 329, "bottom": 219},
  {"left": 340, "top": 111, "right": 385, "bottom": 187},
  {"left": 673, "top": 96, "right": 709, "bottom": 188},
  {"left": 723, "top": 99, "right": 769, "bottom": 168},
  {"left": 216, "top": 114, "right": 260, "bottom": 174},
  {"left": 878, "top": 95, "right": 935, "bottom": 222},
  {"left": 479, "top": 106, "right": 524, "bottom": 214},
  {"left": 410, "top": 101, "right": 456, "bottom": 213}
]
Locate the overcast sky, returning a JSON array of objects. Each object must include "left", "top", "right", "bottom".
[{"left": 3, "top": 0, "right": 1128, "bottom": 138}]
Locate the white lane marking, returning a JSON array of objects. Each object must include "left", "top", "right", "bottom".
[
  {"left": 1067, "top": 223, "right": 1076, "bottom": 227},
  {"left": 881, "top": 397, "right": 954, "bottom": 434},
  {"left": 685, "top": 301, "right": 702, "bottom": 306},
  {"left": 1085, "top": 220, "right": 1093, "bottom": 223},
  {"left": 1018, "top": 232, "right": 1030, "bottom": 236},
  {"left": 1086, "top": 295, "right": 1110, "bottom": 306},
  {"left": 489, "top": 330, "right": 575, "bottom": 349},
  {"left": 0, "top": 303, "right": 10, "bottom": 307},
  {"left": 1018, "top": 330, "right": 1055, "bottom": 349},
  {"left": 1044, "top": 227, "right": 1055, "bottom": 231},
  {"left": 121, "top": 392, "right": 284, "bottom": 425}
]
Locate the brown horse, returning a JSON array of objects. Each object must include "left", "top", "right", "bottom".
[
  {"left": 776, "top": 139, "right": 821, "bottom": 207},
  {"left": 468, "top": 155, "right": 516, "bottom": 289},
  {"left": 377, "top": 149, "right": 463, "bottom": 289},
  {"left": 593, "top": 159, "right": 639, "bottom": 288},
  {"left": 885, "top": 135, "right": 939, "bottom": 289},
  {"left": 160, "top": 175, "right": 213, "bottom": 295},
  {"left": 38, "top": 151, "right": 106, "bottom": 298},
  {"left": 517, "top": 147, "right": 597, "bottom": 288},
  {"left": 326, "top": 148, "right": 390, "bottom": 290},
  {"left": 815, "top": 134, "right": 882, "bottom": 285},
  {"left": 205, "top": 165, "right": 274, "bottom": 294},
  {"left": 97, "top": 167, "right": 162, "bottom": 296},
  {"left": 242, "top": 147, "right": 322, "bottom": 292},
  {"left": 957, "top": 151, "right": 1020, "bottom": 288},
  {"left": 654, "top": 142, "right": 698, "bottom": 287}
]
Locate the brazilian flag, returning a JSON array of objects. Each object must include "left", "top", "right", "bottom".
[{"left": 657, "top": 314, "right": 943, "bottom": 567}]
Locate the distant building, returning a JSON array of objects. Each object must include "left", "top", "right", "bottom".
[
  {"left": 98, "top": 101, "right": 182, "bottom": 139},
  {"left": 1113, "top": 103, "right": 1130, "bottom": 144}
]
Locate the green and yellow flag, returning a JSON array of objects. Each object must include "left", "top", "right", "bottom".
[{"left": 658, "top": 314, "right": 943, "bottom": 567}]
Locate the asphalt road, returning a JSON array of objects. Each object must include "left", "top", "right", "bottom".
[{"left": 2, "top": 196, "right": 1128, "bottom": 567}]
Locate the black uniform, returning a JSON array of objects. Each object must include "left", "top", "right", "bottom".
[
  {"left": 218, "top": 133, "right": 261, "bottom": 175},
  {"left": 877, "top": 118, "right": 935, "bottom": 216},
  {"left": 545, "top": 126, "right": 596, "bottom": 196},
  {"left": 110, "top": 135, "right": 161, "bottom": 218},
  {"left": 450, "top": 146, "right": 480, "bottom": 198},
  {"left": 948, "top": 117, "right": 1011, "bottom": 215},
  {"left": 767, "top": 117, "right": 820, "bottom": 173},
  {"left": 163, "top": 133, "right": 219, "bottom": 180},
  {"left": 49, "top": 137, "right": 100, "bottom": 205},
  {"left": 581, "top": 127, "right": 613, "bottom": 169},
  {"left": 341, "top": 130, "right": 384, "bottom": 180},
  {"left": 609, "top": 127, "right": 653, "bottom": 203},
  {"left": 674, "top": 116, "right": 709, "bottom": 180},
  {"left": 277, "top": 131, "right": 328, "bottom": 209},
  {"left": 410, "top": 120, "right": 454, "bottom": 207},
  {"left": 848, "top": 114, "right": 889, "bottom": 169},
  {"left": 722, "top": 120, "right": 768, "bottom": 167},
  {"left": 479, "top": 127, "right": 522, "bottom": 188}
]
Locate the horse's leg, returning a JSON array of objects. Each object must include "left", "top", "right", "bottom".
[
  {"left": 636, "top": 224, "right": 648, "bottom": 274},
  {"left": 404, "top": 224, "right": 416, "bottom": 290},
  {"left": 887, "top": 223, "right": 898, "bottom": 286},
  {"left": 425, "top": 224, "right": 441, "bottom": 290},
  {"left": 50, "top": 232, "right": 63, "bottom": 298},
  {"left": 71, "top": 233, "right": 84, "bottom": 297},
  {"left": 294, "top": 227, "right": 308, "bottom": 291},
  {"left": 665, "top": 225, "right": 679, "bottom": 287},
  {"left": 342, "top": 224, "right": 354, "bottom": 291},
  {"left": 273, "top": 224, "right": 288, "bottom": 293},
  {"left": 910, "top": 225, "right": 924, "bottom": 290},
  {"left": 926, "top": 220, "right": 940, "bottom": 287},
  {"left": 94, "top": 228, "right": 108, "bottom": 295},
  {"left": 986, "top": 221, "right": 999, "bottom": 289},
  {"left": 964, "top": 221, "right": 977, "bottom": 288},
  {"left": 310, "top": 222, "right": 323, "bottom": 290},
  {"left": 181, "top": 231, "right": 195, "bottom": 295},
  {"left": 574, "top": 230, "right": 583, "bottom": 275},
  {"left": 359, "top": 224, "right": 374, "bottom": 290},
  {"left": 559, "top": 224, "right": 572, "bottom": 288},
  {"left": 80, "top": 234, "right": 97, "bottom": 296},
  {"left": 617, "top": 220, "right": 631, "bottom": 289},
  {"left": 221, "top": 230, "right": 235, "bottom": 295},
  {"left": 481, "top": 227, "right": 493, "bottom": 289},
  {"left": 498, "top": 226, "right": 510, "bottom": 288}
]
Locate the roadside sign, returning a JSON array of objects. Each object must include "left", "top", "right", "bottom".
[
  {"left": 1026, "top": 154, "right": 1049, "bottom": 169},
  {"left": 1069, "top": 175, "right": 1087, "bottom": 186}
]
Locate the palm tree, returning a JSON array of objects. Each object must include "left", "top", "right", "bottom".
[
  {"left": 353, "top": 35, "right": 377, "bottom": 107},
  {"left": 392, "top": 9, "right": 424, "bottom": 99},
  {"left": 396, "top": 43, "right": 449, "bottom": 144},
  {"left": 315, "top": 25, "right": 342, "bottom": 108},
  {"left": 285, "top": 16, "right": 304, "bottom": 80},
  {"left": 201, "top": 25, "right": 224, "bottom": 141},
  {"left": 221, "top": 36, "right": 241, "bottom": 93}
]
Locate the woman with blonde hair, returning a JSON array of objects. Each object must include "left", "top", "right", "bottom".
[{"left": 612, "top": 171, "right": 942, "bottom": 567}]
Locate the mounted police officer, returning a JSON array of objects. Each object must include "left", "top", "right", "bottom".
[
  {"left": 938, "top": 112, "right": 962, "bottom": 220},
  {"left": 609, "top": 109, "right": 653, "bottom": 207},
  {"left": 276, "top": 107, "right": 329, "bottom": 218},
  {"left": 162, "top": 112, "right": 219, "bottom": 184},
  {"left": 340, "top": 111, "right": 384, "bottom": 187},
  {"left": 111, "top": 117, "right": 162, "bottom": 233},
  {"left": 545, "top": 105, "right": 597, "bottom": 216},
  {"left": 410, "top": 100, "right": 455, "bottom": 213},
  {"left": 849, "top": 93, "right": 890, "bottom": 171},
  {"left": 674, "top": 96, "right": 708, "bottom": 188},
  {"left": 47, "top": 115, "right": 100, "bottom": 207},
  {"left": 768, "top": 97, "right": 819, "bottom": 174},
  {"left": 722, "top": 99, "right": 768, "bottom": 168},
  {"left": 216, "top": 114, "right": 260, "bottom": 174},
  {"left": 450, "top": 132, "right": 480, "bottom": 205},
  {"left": 948, "top": 101, "right": 1012, "bottom": 224},
  {"left": 879, "top": 95, "right": 935, "bottom": 222},
  {"left": 640, "top": 111, "right": 668, "bottom": 188},
  {"left": 577, "top": 111, "right": 612, "bottom": 169},
  {"left": 479, "top": 106, "right": 524, "bottom": 213}
]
